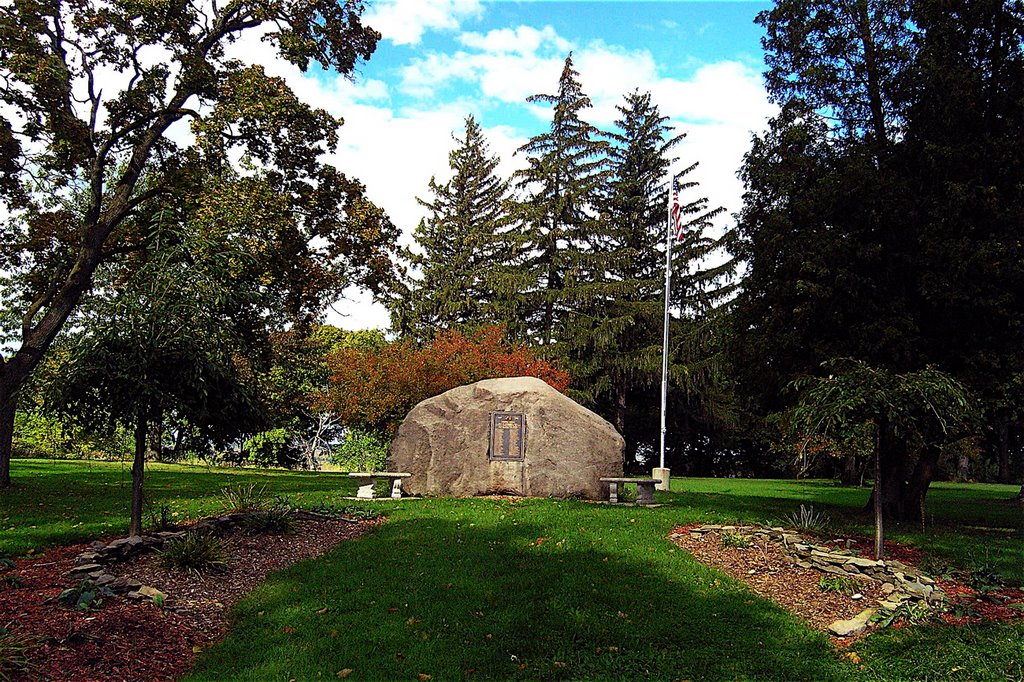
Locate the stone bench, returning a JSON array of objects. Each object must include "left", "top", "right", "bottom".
[
  {"left": 600, "top": 477, "right": 661, "bottom": 505},
  {"left": 348, "top": 472, "right": 411, "bottom": 499}
]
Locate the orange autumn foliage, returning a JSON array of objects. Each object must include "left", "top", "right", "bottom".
[{"left": 324, "top": 326, "right": 570, "bottom": 433}]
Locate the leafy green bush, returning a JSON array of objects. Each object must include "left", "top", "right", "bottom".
[
  {"left": 237, "top": 428, "right": 303, "bottom": 469},
  {"left": 220, "top": 483, "right": 269, "bottom": 513},
  {"left": 243, "top": 507, "right": 295, "bottom": 535},
  {"left": 328, "top": 428, "right": 389, "bottom": 472},
  {"left": 0, "top": 624, "right": 34, "bottom": 681},
  {"left": 13, "top": 409, "right": 132, "bottom": 460},
  {"left": 817, "top": 575, "right": 860, "bottom": 595},
  {"left": 160, "top": 533, "right": 227, "bottom": 575}
]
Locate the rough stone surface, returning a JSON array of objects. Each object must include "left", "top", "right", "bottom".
[
  {"left": 387, "top": 376, "right": 624, "bottom": 499},
  {"left": 827, "top": 608, "right": 877, "bottom": 637}
]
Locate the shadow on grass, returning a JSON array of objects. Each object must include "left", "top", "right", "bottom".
[{"left": 189, "top": 516, "right": 848, "bottom": 681}]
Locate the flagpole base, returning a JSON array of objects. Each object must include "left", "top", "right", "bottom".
[{"left": 653, "top": 467, "right": 671, "bottom": 492}]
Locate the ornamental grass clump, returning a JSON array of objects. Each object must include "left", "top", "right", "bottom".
[
  {"left": 242, "top": 506, "right": 296, "bottom": 535},
  {"left": 0, "top": 624, "right": 34, "bottom": 681},
  {"left": 160, "top": 532, "right": 227, "bottom": 575},
  {"left": 219, "top": 483, "right": 269, "bottom": 513},
  {"left": 784, "top": 504, "right": 831, "bottom": 532}
]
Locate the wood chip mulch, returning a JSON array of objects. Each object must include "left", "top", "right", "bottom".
[
  {"left": 1, "top": 515, "right": 382, "bottom": 682},
  {"left": 668, "top": 524, "right": 1024, "bottom": 644}
]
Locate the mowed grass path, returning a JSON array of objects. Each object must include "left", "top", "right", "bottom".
[{"left": 2, "top": 459, "right": 1022, "bottom": 680}]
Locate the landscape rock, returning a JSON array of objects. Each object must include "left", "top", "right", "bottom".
[
  {"left": 827, "top": 608, "right": 877, "bottom": 637},
  {"left": 138, "top": 585, "right": 165, "bottom": 602},
  {"left": 387, "top": 376, "right": 624, "bottom": 499},
  {"left": 70, "top": 563, "right": 104, "bottom": 575}
]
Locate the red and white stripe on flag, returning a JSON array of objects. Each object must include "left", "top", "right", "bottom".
[{"left": 671, "top": 182, "right": 685, "bottom": 241}]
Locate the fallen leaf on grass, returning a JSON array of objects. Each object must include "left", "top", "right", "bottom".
[
  {"left": 417, "top": 674, "right": 432, "bottom": 681},
  {"left": 843, "top": 652, "right": 862, "bottom": 664},
  {"left": 336, "top": 669, "right": 353, "bottom": 678}
]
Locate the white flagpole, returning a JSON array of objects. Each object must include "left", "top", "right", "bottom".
[{"left": 655, "top": 175, "right": 674, "bottom": 491}]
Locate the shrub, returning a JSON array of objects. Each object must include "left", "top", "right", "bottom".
[
  {"left": 159, "top": 533, "right": 227, "bottom": 575},
  {"left": 0, "top": 624, "right": 34, "bottom": 681},
  {"left": 324, "top": 325, "right": 570, "bottom": 433},
  {"left": 240, "top": 428, "right": 303, "bottom": 469},
  {"left": 243, "top": 507, "right": 295, "bottom": 535},
  {"left": 328, "top": 429, "right": 389, "bottom": 472},
  {"left": 220, "top": 483, "right": 269, "bottom": 513}
]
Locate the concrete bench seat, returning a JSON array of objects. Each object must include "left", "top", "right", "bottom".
[
  {"left": 599, "top": 477, "right": 662, "bottom": 505},
  {"left": 348, "top": 472, "right": 412, "bottom": 499}
]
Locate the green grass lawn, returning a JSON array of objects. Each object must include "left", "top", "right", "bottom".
[
  {"left": 0, "top": 458, "right": 362, "bottom": 556},
  {"left": 2, "top": 459, "right": 1022, "bottom": 680}
]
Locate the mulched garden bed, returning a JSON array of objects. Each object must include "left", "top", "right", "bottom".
[
  {"left": 1, "top": 515, "right": 381, "bottom": 681},
  {"left": 669, "top": 523, "right": 1024, "bottom": 643}
]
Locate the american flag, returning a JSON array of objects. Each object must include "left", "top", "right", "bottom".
[{"left": 670, "top": 179, "right": 685, "bottom": 241}]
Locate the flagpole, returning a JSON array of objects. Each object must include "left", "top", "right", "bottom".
[{"left": 655, "top": 174, "right": 674, "bottom": 492}]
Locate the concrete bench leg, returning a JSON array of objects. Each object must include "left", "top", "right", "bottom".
[
  {"left": 608, "top": 481, "right": 619, "bottom": 504},
  {"left": 636, "top": 482, "right": 655, "bottom": 505},
  {"left": 390, "top": 477, "right": 404, "bottom": 499},
  {"left": 353, "top": 476, "right": 377, "bottom": 499}
]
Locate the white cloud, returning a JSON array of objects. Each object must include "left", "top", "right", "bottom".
[
  {"left": 218, "top": 20, "right": 774, "bottom": 331},
  {"left": 364, "top": 0, "right": 483, "bottom": 46},
  {"left": 458, "top": 25, "right": 571, "bottom": 56}
]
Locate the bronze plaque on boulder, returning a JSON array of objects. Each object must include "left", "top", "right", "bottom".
[{"left": 489, "top": 412, "right": 525, "bottom": 461}]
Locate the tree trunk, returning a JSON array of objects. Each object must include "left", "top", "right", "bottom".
[
  {"left": 996, "top": 421, "right": 1011, "bottom": 484},
  {"left": 956, "top": 451, "right": 971, "bottom": 483},
  {"left": 0, "top": 390, "right": 15, "bottom": 489},
  {"left": 614, "top": 384, "right": 629, "bottom": 472},
  {"left": 840, "top": 455, "right": 860, "bottom": 485},
  {"left": 148, "top": 419, "right": 164, "bottom": 461},
  {"left": 905, "top": 444, "right": 941, "bottom": 527},
  {"left": 130, "top": 414, "right": 147, "bottom": 538},
  {"left": 873, "top": 434, "right": 883, "bottom": 560}
]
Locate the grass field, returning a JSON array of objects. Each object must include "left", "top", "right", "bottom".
[{"left": 2, "top": 459, "right": 1022, "bottom": 680}]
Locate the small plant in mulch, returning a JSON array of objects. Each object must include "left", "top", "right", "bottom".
[
  {"left": 720, "top": 531, "right": 751, "bottom": 549},
  {"left": 783, "top": 504, "right": 831, "bottom": 532},
  {"left": 817, "top": 575, "right": 860, "bottom": 595},
  {"left": 873, "top": 599, "right": 941, "bottom": 628},
  {"left": 0, "top": 623, "right": 35, "bottom": 681},
  {"left": 220, "top": 483, "right": 270, "bottom": 513},
  {"left": 147, "top": 504, "right": 177, "bottom": 532},
  {"left": 159, "top": 532, "right": 227, "bottom": 575},
  {"left": 243, "top": 506, "right": 296, "bottom": 535},
  {"left": 52, "top": 579, "right": 115, "bottom": 612}
]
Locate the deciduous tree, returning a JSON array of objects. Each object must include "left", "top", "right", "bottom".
[{"left": 0, "top": 0, "right": 395, "bottom": 487}]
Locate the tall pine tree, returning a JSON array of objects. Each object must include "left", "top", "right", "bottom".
[
  {"left": 512, "top": 53, "right": 610, "bottom": 346},
  {"left": 391, "top": 116, "right": 519, "bottom": 338}
]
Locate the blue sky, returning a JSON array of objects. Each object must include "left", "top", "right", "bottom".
[{"left": 237, "top": 1, "right": 777, "bottom": 328}]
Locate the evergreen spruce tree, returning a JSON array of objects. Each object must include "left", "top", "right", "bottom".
[
  {"left": 392, "top": 116, "right": 519, "bottom": 338},
  {"left": 512, "top": 53, "right": 610, "bottom": 346},
  {"left": 569, "top": 90, "right": 736, "bottom": 469}
]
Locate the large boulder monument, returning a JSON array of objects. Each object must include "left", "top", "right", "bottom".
[{"left": 387, "top": 376, "right": 624, "bottom": 499}]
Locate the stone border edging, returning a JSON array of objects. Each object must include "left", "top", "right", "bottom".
[{"left": 684, "top": 524, "right": 946, "bottom": 637}]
